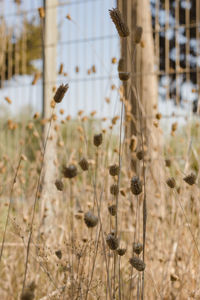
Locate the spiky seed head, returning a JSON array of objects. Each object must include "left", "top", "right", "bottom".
[
  {"left": 79, "top": 157, "right": 89, "bottom": 171},
  {"left": 110, "top": 184, "right": 119, "bottom": 196},
  {"left": 117, "top": 248, "right": 126, "bottom": 256},
  {"left": 136, "top": 150, "right": 144, "bottom": 160},
  {"left": 93, "top": 133, "right": 103, "bottom": 147},
  {"left": 106, "top": 232, "right": 119, "bottom": 250},
  {"left": 55, "top": 179, "right": 64, "bottom": 191},
  {"left": 133, "top": 242, "right": 143, "bottom": 255},
  {"left": 118, "top": 58, "right": 125, "bottom": 72},
  {"left": 165, "top": 159, "right": 171, "bottom": 167},
  {"left": 166, "top": 177, "right": 176, "bottom": 189},
  {"left": 62, "top": 164, "right": 77, "bottom": 179},
  {"left": 53, "top": 83, "right": 69, "bottom": 103},
  {"left": 118, "top": 72, "right": 130, "bottom": 81},
  {"left": 130, "top": 176, "right": 142, "bottom": 195},
  {"left": 109, "top": 164, "right": 119, "bottom": 176},
  {"left": 109, "top": 8, "right": 130, "bottom": 38},
  {"left": 84, "top": 211, "right": 98, "bottom": 228},
  {"left": 133, "top": 26, "right": 143, "bottom": 43},
  {"left": 55, "top": 250, "right": 62, "bottom": 259},
  {"left": 129, "top": 256, "right": 145, "bottom": 271},
  {"left": 108, "top": 204, "right": 117, "bottom": 216},
  {"left": 183, "top": 173, "right": 196, "bottom": 185}
]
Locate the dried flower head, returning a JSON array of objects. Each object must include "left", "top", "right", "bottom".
[
  {"left": 117, "top": 248, "right": 127, "bottom": 256},
  {"left": 165, "top": 159, "right": 171, "bottom": 167},
  {"left": 20, "top": 281, "right": 36, "bottom": 300},
  {"left": 129, "top": 256, "right": 145, "bottom": 271},
  {"left": 109, "top": 8, "right": 130, "bottom": 37},
  {"left": 109, "top": 164, "right": 119, "bottom": 176},
  {"left": 110, "top": 184, "right": 119, "bottom": 196},
  {"left": 106, "top": 232, "right": 119, "bottom": 250},
  {"left": 183, "top": 173, "right": 196, "bottom": 185},
  {"left": 131, "top": 176, "right": 142, "bottom": 195},
  {"left": 55, "top": 250, "right": 62, "bottom": 259},
  {"left": 84, "top": 211, "right": 98, "bottom": 228},
  {"left": 166, "top": 177, "right": 176, "bottom": 189},
  {"left": 62, "top": 165, "right": 77, "bottom": 179},
  {"left": 119, "top": 72, "right": 130, "bottom": 81},
  {"left": 55, "top": 179, "right": 64, "bottom": 191},
  {"left": 108, "top": 204, "right": 117, "bottom": 216},
  {"left": 133, "top": 26, "right": 143, "bottom": 43},
  {"left": 136, "top": 150, "right": 144, "bottom": 160},
  {"left": 93, "top": 133, "right": 103, "bottom": 147},
  {"left": 53, "top": 83, "right": 69, "bottom": 103},
  {"left": 133, "top": 242, "right": 143, "bottom": 255},
  {"left": 79, "top": 157, "right": 89, "bottom": 171}
]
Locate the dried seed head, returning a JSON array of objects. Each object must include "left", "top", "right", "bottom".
[
  {"left": 156, "top": 113, "right": 162, "bottom": 120},
  {"left": 109, "top": 8, "right": 130, "bottom": 37},
  {"left": 133, "top": 242, "right": 143, "bottom": 255},
  {"left": 118, "top": 58, "right": 125, "bottom": 72},
  {"left": 55, "top": 179, "right": 64, "bottom": 191},
  {"left": 53, "top": 83, "right": 69, "bottom": 103},
  {"left": 129, "top": 256, "right": 145, "bottom": 271},
  {"left": 93, "top": 133, "right": 103, "bottom": 147},
  {"left": 110, "top": 184, "right": 119, "bottom": 196},
  {"left": 133, "top": 26, "right": 143, "bottom": 43},
  {"left": 171, "top": 122, "right": 178, "bottom": 132},
  {"left": 117, "top": 248, "right": 127, "bottom": 256},
  {"left": 20, "top": 281, "right": 36, "bottom": 300},
  {"left": 131, "top": 176, "right": 142, "bottom": 195},
  {"left": 136, "top": 150, "right": 144, "bottom": 160},
  {"left": 84, "top": 211, "right": 98, "bottom": 228},
  {"left": 166, "top": 177, "right": 176, "bottom": 189},
  {"left": 62, "top": 164, "right": 77, "bottom": 179},
  {"left": 79, "top": 157, "right": 89, "bottom": 171},
  {"left": 183, "top": 173, "right": 196, "bottom": 185},
  {"left": 118, "top": 72, "right": 130, "bottom": 81},
  {"left": 129, "top": 136, "right": 137, "bottom": 152},
  {"left": 106, "top": 232, "right": 119, "bottom": 250},
  {"left": 165, "top": 159, "right": 171, "bottom": 167},
  {"left": 108, "top": 204, "right": 117, "bottom": 216},
  {"left": 109, "top": 164, "right": 119, "bottom": 176},
  {"left": 55, "top": 250, "right": 62, "bottom": 259}
]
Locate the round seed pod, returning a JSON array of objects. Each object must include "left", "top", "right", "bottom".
[
  {"left": 183, "top": 173, "right": 196, "bottom": 185},
  {"left": 136, "top": 150, "right": 144, "bottom": 160},
  {"left": 166, "top": 177, "right": 176, "bottom": 189},
  {"left": 130, "top": 176, "right": 142, "bottom": 195},
  {"left": 109, "top": 164, "right": 119, "bottom": 176},
  {"left": 110, "top": 184, "right": 119, "bottom": 196},
  {"left": 79, "top": 157, "right": 89, "bottom": 171},
  {"left": 106, "top": 233, "right": 119, "bottom": 250},
  {"left": 133, "top": 242, "right": 143, "bottom": 255},
  {"left": 55, "top": 179, "right": 64, "bottom": 191},
  {"left": 129, "top": 256, "right": 145, "bottom": 271},
  {"left": 165, "top": 159, "right": 171, "bottom": 167},
  {"left": 108, "top": 204, "right": 117, "bottom": 216},
  {"left": 118, "top": 72, "right": 130, "bottom": 81},
  {"left": 117, "top": 248, "right": 126, "bottom": 256},
  {"left": 93, "top": 133, "right": 103, "bottom": 147},
  {"left": 133, "top": 26, "right": 143, "bottom": 44},
  {"left": 55, "top": 250, "right": 62, "bottom": 259},
  {"left": 84, "top": 211, "right": 98, "bottom": 228},
  {"left": 63, "top": 165, "right": 77, "bottom": 178}
]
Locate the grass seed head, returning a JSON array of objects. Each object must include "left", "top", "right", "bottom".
[
  {"left": 93, "top": 133, "right": 103, "bottom": 147},
  {"left": 106, "top": 232, "right": 119, "bottom": 250},
  {"left": 84, "top": 211, "right": 98, "bottom": 228},
  {"left": 53, "top": 83, "right": 69, "bottom": 103},
  {"left": 110, "top": 184, "right": 119, "bottom": 195},
  {"left": 129, "top": 256, "right": 145, "bottom": 271},
  {"left": 183, "top": 173, "right": 196, "bottom": 185},
  {"left": 79, "top": 157, "right": 89, "bottom": 171},
  {"left": 166, "top": 177, "right": 176, "bottom": 189},
  {"left": 131, "top": 176, "right": 142, "bottom": 195},
  {"left": 117, "top": 248, "right": 127, "bottom": 256},
  {"left": 109, "top": 164, "right": 119, "bottom": 176},
  {"left": 63, "top": 165, "right": 77, "bottom": 179},
  {"left": 109, "top": 8, "right": 130, "bottom": 37},
  {"left": 133, "top": 242, "right": 143, "bottom": 255}
]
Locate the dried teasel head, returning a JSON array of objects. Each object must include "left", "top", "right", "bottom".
[
  {"left": 109, "top": 164, "right": 119, "bottom": 176},
  {"left": 106, "top": 232, "right": 119, "bottom": 250},
  {"left": 117, "top": 248, "right": 127, "bottom": 256},
  {"left": 118, "top": 72, "right": 130, "bottom": 81},
  {"left": 55, "top": 250, "right": 62, "bottom": 259},
  {"left": 55, "top": 179, "right": 64, "bottom": 191},
  {"left": 133, "top": 242, "right": 143, "bottom": 255},
  {"left": 109, "top": 8, "right": 130, "bottom": 38},
  {"left": 62, "top": 165, "right": 77, "bottom": 179},
  {"left": 166, "top": 177, "right": 176, "bottom": 189},
  {"left": 53, "top": 83, "right": 69, "bottom": 103},
  {"left": 129, "top": 256, "right": 145, "bottom": 271},
  {"left": 183, "top": 173, "right": 196, "bottom": 185},
  {"left": 79, "top": 157, "right": 89, "bottom": 171},
  {"left": 110, "top": 184, "right": 119, "bottom": 196},
  {"left": 93, "top": 133, "right": 103, "bottom": 147},
  {"left": 84, "top": 211, "right": 98, "bottom": 228},
  {"left": 133, "top": 26, "right": 143, "bottom": 44},
  {"left": 130, "top": 176, "right": 142, "bottom": 195},
  {"left": 20, "top": 281, "right": 36, "bottom": 300},
  {"left": 108, "top": 204, "right": 117, "bottom": 216}
]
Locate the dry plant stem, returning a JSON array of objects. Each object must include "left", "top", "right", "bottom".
[
  {"left": 0, "top": 155, "right": 22, "bottom": 263},
  {"left": 69, "top": 180, "right": 75, "bottom": 298},
  {"left": 22, "top": 108, "right": 55, "bottom": 292}
]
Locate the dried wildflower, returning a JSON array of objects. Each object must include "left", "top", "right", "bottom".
[
  {"left": 93, "top": 133, "right": 103, "bottom": 147},
  {"left": 20, "top": 281, "right": 36, "bottom": 300},
  {"left": 110, "top": 184, "right": 119, "bottom": 196},
  {"left": 53, "top": 83, "right": 69, "bottom": 103},
  {"left": 109, "top": 8, "right": 129, "bottom": 37},
  {"left": 84, "top": 211, "right": 98, "bottom": 228},
  {"left": 63, "top": 165, "right": 77, "bottom": 179},
  {"left": 55, "top": 250, "right": 62, "bottom": 259},
  {"left": 117, "top": 248, "right": 126, "bottom": 256},
  {"left": 165, "top": 159, "right": 171, "bottom": 167},
  {"left": 79, "top": 157, "right": 89, "bottom": 171},
  {"left": 131, "top": 176, "right": 142, "bottom": 195},
  {"left": 55, "top": 179, "right": 64, "bottom": 191},
  {"left": 136, "top": 150, "right": 144, "bottom": 160},
  {"left": 106, "top": 232, "right": 119, "bottom": 250},
  {"left": 108, "top": 204, "right": 117, "bottom": 216},
  {"left": 109, "top": 164, "right": 119, "bottom": 176},
  {"left": 133, "top": 26, "right": 143, "bottom": 43},
  {"left": 133, "top": 242, "right": 143, "bottom": 255},
  {"left": 118, "top": 58, "right": 125, "bottom": 72},
  {"left": 129, "top": 256, "right": 145, "bottom": 271},
  {"left": 183, "top": 173, "right": 196, "bottom": 185},
  {"left": 119, "top": 72, "right": 130, "bottom": 81},
  {"left": 166, "top": 177, "right": 176, "bottom": 189}
]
